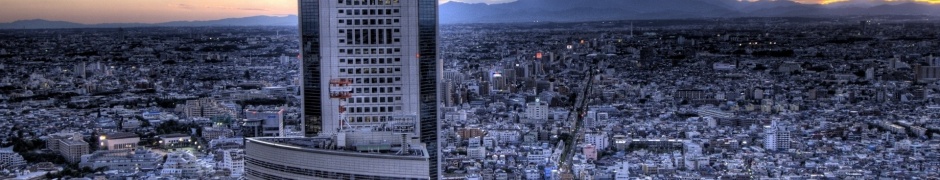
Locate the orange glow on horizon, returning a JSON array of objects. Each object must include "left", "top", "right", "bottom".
[
  {"left": 1, "top": 0, "right": 939, "bottom": 24},
  {"left": 0, "top": 0, "right": 297, "bottom": 24},
  {"left": 792, "top": 0, "right": 940, "bottom": 4}
]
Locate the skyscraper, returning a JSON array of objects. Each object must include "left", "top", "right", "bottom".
[{"left": 294, "top": 0, "right": 440, "bottom": 178}]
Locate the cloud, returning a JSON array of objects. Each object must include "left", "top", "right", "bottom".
[
  {"left": 237, "top": 8, "right": 268, "bottom": 11},
  {"left": 173, "top": 3, "right": 196, "bottom": 10},
  {"left": 172, "top": 4, "right": 269, "bottom": 12}
]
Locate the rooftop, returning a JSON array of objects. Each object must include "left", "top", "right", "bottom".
[
  {"left": 60, "top": 139, "right": 88, "bottom": 146},
  {"left": 249, "top": 137, "right": 429, "bottom": 159},
  {"left": 159, "top": 133, "right": 190, "bottom": 138},
  {"left": 104, "top": 132, "right": 138, "bottom": 139}
]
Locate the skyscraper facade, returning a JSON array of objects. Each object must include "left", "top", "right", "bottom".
[{"left": 298, "top": 0, "right": 440, "bottom": 178}]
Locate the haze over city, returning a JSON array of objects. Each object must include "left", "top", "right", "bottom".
[{"left": 1, "top": 0, "right": 940, "bottom": 24}]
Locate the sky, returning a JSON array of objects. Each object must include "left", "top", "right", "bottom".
[{"left": 0, "top": 0, "right": 938, "bottom": 24}]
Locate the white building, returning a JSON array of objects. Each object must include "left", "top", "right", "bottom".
[
  {"left": 158, "top": 134, "right": 193, "bottom": 149},
  {"left": 219, "top": 149, "right": 245, "bottom": 177},
  {"left": 491, "top": 130, "right": 520, "bottom": 144},
  {"left": 483, "top": 136, "right": 497, "bottom": 148},
  {"left": 613, "top": 161, "right": 630, "bottom": 180},
  {"left": 523, "top": 168, "right": 541, "bottom": 180},
  {"left": 585, "top": 132, "right": 609, "bottom": 150},
  {"left": 282, "top": 0, "right": 443, "bottom": 178},
  {"left": 552, "top": 110, "right": 569, "bottom": 121},
  {"left": 585, "top": 110, "right": 598, "bottom": 128},
  {"left": 183, "top": 97, "right": 236, "bottom": 119},
  {"left": 80, "top": 148, "right": 163, "bottom": 172},
  {"left": 161, "top": 151, "right": 200, "bottom": 179},
  {"left": 526, "top": 148, "right": 552, "bottom": 165},
  {"left": 100, "top": 132, "right": 139, "bottom": 150},
  {"left": 444, "top": 110, "right": 468, "bottom": 122},
  {"left": 525, "top": 99, "right": 550, "bottom": 120},
  {"left": 46, "top": 132, "right": 89, "bottom": 164},
  {"left": 468, "top": 137, "right": 486, "bottom": 160},
  {"left": 58, "top": 139, "right": 89, "bottom": 164},
  {"left": 764, "top": 120, "right": 791, "bottom": 151},
  {"left": 303, "top": 0, "right": 440, "bottom": 137},
  {"left": 0, "top": 147, "right": 26, "bottom": 168}
]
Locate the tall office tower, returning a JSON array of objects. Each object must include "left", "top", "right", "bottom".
[{"left": 270, "top": 0, "right": 441, "bottom": 178}]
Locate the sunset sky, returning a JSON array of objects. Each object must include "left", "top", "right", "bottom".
[{"left": 0, "top": 0, "right": 937, "bottom": 24}]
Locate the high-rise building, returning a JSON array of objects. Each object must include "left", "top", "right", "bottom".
[
  {"left": 301, "top": 0, "right": 439, "bottom": 137},
  {"left": 248, "top": 0, "right": 440, "bottom": 179},
  {"left": 764, "top": 120, "right": 791, "bottom": 151}
]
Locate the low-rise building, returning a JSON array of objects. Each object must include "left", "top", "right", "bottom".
[
  {"left": 161, "top": 151, "right": 200, "bottom": 179},
  {"left": 80, "top": 148, "right": 163, "bottom": 172},
  {"left": 158, "top": 134, "right": 194, "bottom": 149},
  {"left": 100, "top": 132, "right": 140, "bottom": 150},
  {"left": 0, "top": 147, "right": 26, "bottom": 169}
]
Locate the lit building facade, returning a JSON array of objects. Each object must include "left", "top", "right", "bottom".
[{"left": 100, "top": 132, "right": 140, "bottom": 150}]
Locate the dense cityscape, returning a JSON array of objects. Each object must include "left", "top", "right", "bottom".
[{"left": 2, "top": 2, "right": 940, "bottom": 180}]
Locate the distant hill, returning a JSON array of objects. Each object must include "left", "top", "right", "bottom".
[
  {"left": 0, "top": 19, "right": 86, "bottom": 29},
  {"left": 440, "top": 0, "right": 940, "bottom": 24},
  {"left": 4, "top": 1, "right": 940, "bottom": 28},
  {"left": 0, "top": 15, "right": 298, "bottom": 29}
]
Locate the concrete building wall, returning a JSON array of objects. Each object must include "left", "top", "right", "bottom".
[{"left": 244, "top": 138, "right": 430, "bottom": 179}]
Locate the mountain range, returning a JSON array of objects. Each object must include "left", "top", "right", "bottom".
[
  {"left": 440, "top": 0, "right": 940, "bottom": 24},
  {"left": 0, "top": 15, "right": 298, "bottom": 29},
  {"left": 2, "top": 1, "right": 940, "bottom": 29}
]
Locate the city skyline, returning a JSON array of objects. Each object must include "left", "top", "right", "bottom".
[
  {"left": 3, "top": 1, "right": 940, "bottom": 179},
  {"left": 1, "top": 0, "right": 939, "bottom": 24},
  {"left": 4, "top": 0, "right": 940, "bottom": 179}
]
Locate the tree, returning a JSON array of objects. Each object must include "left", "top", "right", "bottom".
[
  {"left": 87, "top": 131, "right": 100, "bottom": 151},
  {"left": 753, "top": 64, "right": 768, "bottom": 71},
  {"left": 11, "top": 137, "right": 45, "bottom": 153},
  {"left": 139, "top": 116, "right": 152, "bottom": 127},
  {"left": 21, "top": 152, "right": 66, "bottom": 164},
  {"left": 155, "top": 120, "right": 199, "bottom": 135},
  {"left": 45, "top": 163, "right": 107, "bottom": 179},
  {"left": 212, "top": 116, "right": 234, "bottom": 126},
  {"left": 853, "top": 70, "right": 866, "bottom": 78}
]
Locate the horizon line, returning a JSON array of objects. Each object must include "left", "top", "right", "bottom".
[{"left": 0, "top": 14, "right": 300, "bottom": 25}]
